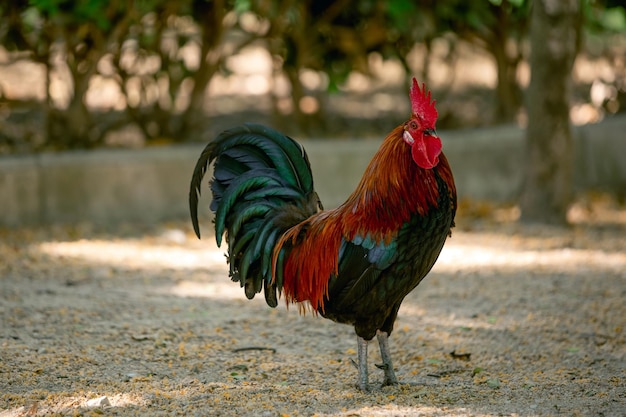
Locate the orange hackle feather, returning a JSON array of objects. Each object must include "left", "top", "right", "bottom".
[{"left": 273, "top": 123, "right": 455, "bottom": 313}]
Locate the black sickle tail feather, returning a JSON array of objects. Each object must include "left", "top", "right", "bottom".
[{"left": 189, "top": 123, "right": 321, "bottom": 307}]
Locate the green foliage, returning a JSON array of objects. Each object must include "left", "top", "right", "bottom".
[
  {"left": 385, "top": 0, "right": 418, "bottom": 30},
  {"left": 489, "top": 0, "right": 524, "bottom": 6},
  {"left": 585, "top": 1, "right": 626, "bottom": 32},
  {"left": 603, "top": 7, "right": 626, "bottom": 31},
  {"left": 28, "top": 0, "right": 122, "bottom": 30},
  {"left": 233, "top": 0, "right": 252, "bottom": 13},
  {"left": 435, "top": 0, "right": 529, "bottom": 36}
]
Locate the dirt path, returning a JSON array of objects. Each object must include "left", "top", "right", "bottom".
[{"left": 1, "top": 211, "right": 625, "bottom": 416}]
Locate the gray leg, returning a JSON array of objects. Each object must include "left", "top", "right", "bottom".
[
  {"left": 376, "top": 330, "right": 398, "bottom": 386},
  {"left": 356, "top": 336, "right": 369, "bottom": 391}
]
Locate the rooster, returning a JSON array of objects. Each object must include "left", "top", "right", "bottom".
[{"left": 189, "top": 78, "right": 456, "bottom": 390}]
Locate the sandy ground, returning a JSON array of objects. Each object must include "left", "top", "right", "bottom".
[{"left": 1, "top": 204, "right": 625, "bottom": 416}]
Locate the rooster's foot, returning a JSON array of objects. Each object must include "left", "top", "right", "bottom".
[{"left": 376, "top": 330, "right": 399, "bottom": 386}]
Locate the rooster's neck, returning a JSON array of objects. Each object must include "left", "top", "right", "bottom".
[{"left": 337, "top": 125, "right": 445, "bottom": 242}]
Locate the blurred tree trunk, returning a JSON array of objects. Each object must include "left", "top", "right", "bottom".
[
  {"left": 180, "top": 0, "right": 226, "bottom": 141},
  {"left": 45, "top": 12, "right": 131, "bottom": 149},
  {"left": 520, "top": 0, "right": 581, "bottom": 224},
  {"left": 46, "top": 44, "right": 97, "bottom": 149},
  {"left": 490, "top": 5, "right": 524, "bottom": 123}
]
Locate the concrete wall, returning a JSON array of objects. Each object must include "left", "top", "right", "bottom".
[{"left": 1, "top": 115, "right": 625, "bottom": 227}]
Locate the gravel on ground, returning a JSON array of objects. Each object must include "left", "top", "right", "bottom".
[{"left": 1, "top": 201, "right": 625, "bottom": 416}]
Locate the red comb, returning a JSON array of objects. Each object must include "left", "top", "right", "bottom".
[{"left": 410, "top": 78, "right": 438, "bottom": 124}]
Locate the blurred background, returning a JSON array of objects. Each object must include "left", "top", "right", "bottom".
[
  {"left": 0, "top": 0, "right": 625, "bottom": 226},
  {"left": 0, "top": 0, "right": 624, "bottom": 151}
]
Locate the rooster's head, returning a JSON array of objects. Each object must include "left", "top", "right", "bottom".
[{"left": 403, "top": 78, "right": 441, "bottom": 169}]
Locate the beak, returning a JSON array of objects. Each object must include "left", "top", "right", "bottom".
[{"left": 424, "top": 128, "right": 437, "bottom": 137}]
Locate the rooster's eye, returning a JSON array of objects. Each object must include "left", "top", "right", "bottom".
[{"left": 409, "top": 121, "right": 418, "bottom": 130}]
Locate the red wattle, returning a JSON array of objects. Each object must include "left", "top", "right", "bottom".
[{"left": 412, "top": 135, "right": 442, "bottom": 169}]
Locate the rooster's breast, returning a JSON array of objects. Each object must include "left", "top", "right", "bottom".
[{"left": 321, "top": 174, "right": 455, "bottom": 340}]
